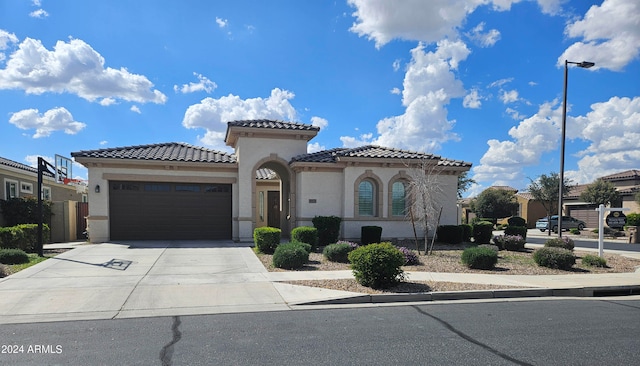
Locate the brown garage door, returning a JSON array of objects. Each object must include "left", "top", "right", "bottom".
[
  {"left": 109, "top": 181, "right": 232, "bottom": 240},
  {"left": 568, "top": 205, "right": 599, "bottom": 228}
]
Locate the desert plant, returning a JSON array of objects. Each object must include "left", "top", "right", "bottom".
[
  {"left": 291, "top": 226, "right": 318, "bottom": 248},
  {"left": 323, "top": 243, "right": 352, "bottom": 263},
  {"left": 569, "top": 228, "right": 580, "bottom": 235},
  {"left": 272, "top": 242, "right": 309, "bottom": 269},
  {"left": 398, "top": 247, "right": 419, "bottom": 265},
  {"left": 361, "top": 226, "right": 382, "bottom": 245},
  {"left": 626, "top": 213, "right": 640, "bottom": 227},
  {"left": 348, "top": 242, "right": 405, "bottom": 289},
  {"left": 582, "top": 254, "right": 607, "bottom": 268},
  {"left": 504, "top": 225, "right": 527, "bottom": 239},
  {"left": 507, "top": 216, "right": 526, "bottom": 227},
  {"left": 472, "top": 221, "right": 494, "bottom": 244},
  {"left": 478, "top": 244, "right": 500, "bottom": 253},
  {"left": 533, "top": 247, "right": 576, "bottom": 270},
  {"left": 312, "top": 216, "right": 342, "bottom": 247},
  {"left": 436, "top": 225, "right": 463, "bottom": 244},
  {"left": 459, "top": 224, "right": 472, "bottom": 242},
  {"left": 544, "top": 237, "right": 575, "bottom": 251},
  {"left": 0, "top": 263, "right": 9, "bottom": 278},
  {"left": 461, "top": 246, "right": 498, "bottom": 270},
  {"left": 253, "top": 227, "right": 281, "bottom": 254},
  {"left": 0, "top": 248, "right": 30, "bottom": 265},
  {"left": 493, "top": 234, "right": 526, "bottom": 251}
]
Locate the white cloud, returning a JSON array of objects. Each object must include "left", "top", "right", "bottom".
[
  {"left": 559, "top": 0, "right": 640, "bottom": 71},
  {"left": 390, "top": 87, "right": 401, "bottom": 95},
  {"left": 488, "top": 77, "right": 513, "bottom": 88},
  {"left": 536, "top": 0, "right": 565, "bottom": 15},
  {"left": 467, "top": 22, "right": 501, "bottom": 47},
  {"left": 130, "top": 105, "right": 141, "bottom": 114},
  {"left": 215, "top": 17, "right": 228, "bottom": 28},
  {"left": 29, "top": 9, "right": 49, "bottom": 18},
  {"left": 340, "top": 133, "right": 373, "bottom": 148},
  {"left": 528, "top": 81, "right": 538, "bottom": 86},
  {"left": 463, "top": 89, "right": 482, "bottom": 109},
  {"left": 32, "top": 0, "right": 42, "bottom": 6},
  {"left": 0, "top": 29, "right": 18, "bottom": 62},
  {"left": 99, "top": 140, "right": 108, "bottom": 145},
  {"left": 99, "top": 98, "right": 116, "bottom": 106},
  {"left": 9, "top": 107, "right": 86, "bottom": 138},
  {"left": 500, "top": 89, "right": 519, "bottom": 104},
  {"left": 0, "top": 37, "right": 167, "bottom": 104},
  {"left": 505, "top": 107, "right": 525, "bottom": 120},
  {"left": 307, "top": 142, "right": 325, "bottom": 153},
  {"left": 182, "top": 88, "right": 297, "bottom": 150},
  {"left": 173, "top": 72, "right": 217, "bottom": 94},
  {"left": 392, "top": 59, "right": 401, "bottom": 71},
  {"left": 310, "top": 116, "right": 328, "bottom": 130}
]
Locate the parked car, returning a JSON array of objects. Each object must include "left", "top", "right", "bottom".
[{"left": 536, "top": 215, "right": 586, "bottom": 232}]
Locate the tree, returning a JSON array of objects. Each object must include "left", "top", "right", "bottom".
[
  {"left": 407, "top": 161, "right": 444, "bottom": 254},
  {"left": 580, "top": 179, "right": 620, "bottom": 206},
  {"left": 472, "top": 188, "right": 518, "bottom": 220},
  {"left": 528, "top": 172, "right": 573, "bottom": 236},
  {"left": 457, "top": 171, "right": 476, "bottom": 198}
]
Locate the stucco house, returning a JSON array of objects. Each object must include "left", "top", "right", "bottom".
[{"left": 72, "top": 120, "right": 471, "bottom": 243}]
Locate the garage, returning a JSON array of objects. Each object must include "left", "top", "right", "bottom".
[
  {"left": 109, "top": 181, "right": 232, "bottom": 240},
  {"left": 568, "top": 204, "right": 599, "bottom": 228}
]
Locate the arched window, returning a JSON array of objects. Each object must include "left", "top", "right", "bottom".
[
  {"left": 358, "top": 180, "right": 375, "bottom": 216},
  {"left": 391, "top": 181, "right": 407, "bottom": 216}
]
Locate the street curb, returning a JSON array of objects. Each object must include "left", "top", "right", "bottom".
[{"left": 298, "top": 285, "right": 640, "bottom": 305}]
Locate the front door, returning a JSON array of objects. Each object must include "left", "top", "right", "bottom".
[{"left": 267, "top": 190, "right": 280, "bottom": 228}]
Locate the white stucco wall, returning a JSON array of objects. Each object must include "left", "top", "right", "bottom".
[{"left": 296, "top": 170, "right": 344, "bottom": 219}]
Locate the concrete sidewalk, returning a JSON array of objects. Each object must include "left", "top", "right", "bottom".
[{"left": 0, "top": 240, "right": 639, "bottom": 324}]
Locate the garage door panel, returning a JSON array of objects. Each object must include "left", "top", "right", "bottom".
[{"left": 109, "top": 181, "right": 232, "bottom": 240}]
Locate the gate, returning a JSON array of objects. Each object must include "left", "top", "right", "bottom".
[{"left": 76, "top": 202, "right": 89, "bottom": 239}]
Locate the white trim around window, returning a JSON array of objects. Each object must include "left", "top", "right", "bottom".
[
  {"left": 20, "top": 181, "right": 34, "bottom": 194},
  {"left": 4, "top": 179, "right": 19, "bottom": 199},
  {"left": 41, "top": 186, "right": 52, "bottom": 201}
]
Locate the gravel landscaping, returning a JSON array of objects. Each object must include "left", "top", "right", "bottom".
[{"left": 256, "top": 244, "right": 640, "bottom": 294}]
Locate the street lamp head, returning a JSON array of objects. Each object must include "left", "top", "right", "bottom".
[{"left": 578, "top": 61, "right": 595, "bottom": 68}]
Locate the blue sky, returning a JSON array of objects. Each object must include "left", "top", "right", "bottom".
[{"left": 1, "top": 0, "right": 638, "bottom": 197}]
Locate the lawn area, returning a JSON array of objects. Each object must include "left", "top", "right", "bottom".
[{"left": 0, "top": 249, "right": 66, "bottom": 278}]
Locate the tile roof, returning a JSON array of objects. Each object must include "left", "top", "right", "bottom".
[
  {"left": 256, "top": 168, "right": 278, "bottom": 180},
  {"left": 489, "top": 185, "right": 518, "bottom": 192},
  {"left": 291, "top": 145, "right": 471, "bottom": 167},
  {"left": 71, "top": 142, "right": 236, "bottom": 163},
  {"left": 600, "top": 169, "right": 640, "bottom": 181},
  {"left": 227, "top": 119, "right": 320, "bottom": 132},
  {"left": 516, "top": 192, "right": 536, "bottom": 200},
  {"left": 0, "top": 156, "right": 54, "bottom": 177}
]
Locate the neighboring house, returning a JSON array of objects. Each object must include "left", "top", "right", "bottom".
[
  {"left": 514, "top": 192, "right": 547, "bottom": 228},
  {"left": 72, "top": 119, "right": 472, "bottom": 243},
  {"left": 0, "top": 156, "right": 87, "bottom": 240}
]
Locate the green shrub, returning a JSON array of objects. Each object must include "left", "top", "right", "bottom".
[
  {"left": 533, "top": 247, "right": 576, "bottom": 270},
  {"left": 361, "top": 226, "right": 382, "bottom": 245},
  {"left": 507, "top": 216, "right": 526, "bottom": 227},
  {"left": 312, "top": 216, "right": 342, "bottom": 247},
  {"left": 436, "top": 225, "right": 463, "bottom": 244},
  {"left": 272, "top": 242, "right": 309, "bottom": 269},
  {"left": 253, "top": 227, "right": 281, "bottom": 254},
  {"left": 544, "top": 237, "right": 575, "bottom": 251},
  {"left": 493, "top": 234, "right": 525, "bottom": 251},
  {"left": 0, "top": 248, "right": 30, "bottom": 265},
  {"left": 461, "top": 246, "right": 498, "bottom": 270},
  {"left": 0, "top": 197, "right": 52, "bottom": 226},
  {"left": 569, "top": 228, "right": 580, "bottom": 235},
  {"left": 0, "top": 224, "right": 49, "bottom": 253},
  {"left": 582, "top": 254, "right": 607, "bottom": 268},
  {"left": 294, "top": 242, "right": 312, "bottom": 254},
  {"left": 348, "top": 242, "right": 405, "bottom": 289},
  {"left": 478, "top": 244, "right": 499, "bottom": 253},
  {"left": 459, "top": 224, "right": 472, "bottom": 242},
  {"left": 323, "top": 243, "right": 352, "bottom": 263},
  {"left": 291, "top": 226, "right": 318, "bottom": 248},
  {"left": 625, "top": 213, "right": 640, "bottom": 227},
  {"left": 0, "top": 263, "right": 9, "bottom": 278},
  {"left": 472, "top": 221, "right": 494, "bottom": 244},
  {"left": 504, "top": 225, "right": 527, "bottom": 240}
]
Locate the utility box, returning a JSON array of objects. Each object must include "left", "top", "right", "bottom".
[{"left": 628, "top": 226, "right": 639, "bottom": 244}]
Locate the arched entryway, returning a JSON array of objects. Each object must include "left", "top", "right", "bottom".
[{"left": 252, "top": 157, "right": 295, "bottom": 237}]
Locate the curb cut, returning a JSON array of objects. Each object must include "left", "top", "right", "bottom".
[{"left": 298, "top": 285, "right": 640, "bottom": 306}]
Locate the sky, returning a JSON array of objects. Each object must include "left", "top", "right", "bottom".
[{"left": 0, "top": 0, "right": 638, "bottom": 197}]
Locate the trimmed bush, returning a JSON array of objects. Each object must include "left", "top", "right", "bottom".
[
  {"left": 478, "top": 244, "right": 499, "bottom": 253},
  {"left": 291, "top": 226, "right": 318, "bottom": 248},
  {"left": 582, "top": 254, "right": 607, "bottom": 268},
  {"left": 253, "top": 227, "right": 281, "bottom": 254},
  {"left": 0, "top": 263, "right": 9, "bottom": 278},
  {"left": 0, "top": 224, "right": 49, "bottom": 253},
  {"left": 626, "top": 213, "right": 640, "bottom": 227},
  {"left": 533, "top": 247, "right": 576, "bottom": 270},
  {"left": 295, "top": 242, "right": 312, "bottom": 254},
  {"left": 312, "top": 216, "right": 342, "bottom": 247},
  {"left": 323, "top": 243, "right": 352, "bottom": 263},
  {"left": 504, "top": 225, "right": 527, "bottom": 240},
  {"left": 461, "top": 246, "right": 498, "bottom": 270},
  {"left": 0, "top": 197, "right": 52, "bottom": 227},
  {"left": 472, "top": 221, "right": 494, "bottom": 244},
  {"left": 569, "top": 228, "right": 580, "bottom": 235},
  {"left": 544, "top": 237, "right": 575, "bottom": 251},
  {"left": 436, "top": 225, "right": 463, "bottom": 244},
  {"left": 361, "top": 226, "right": 382, "bottom": 245},
  {"left": 507, "top": 216, "right": 526, "bottom": 227},
  {"left": 348, "top": 242, "right": 405, "bottom": 289},
  {"left": 398, "top": 247, "right": 419, "bottom": 265},
  {"left": 493, "top": 234, "right": 525, "bottom": 251},
  {"left": 272, "top": 242, "right": 309, "bottom": 269},
  {"left": 460, "top": 224, "right": 472, "bottom": 242},
  {"left": 0, "top": 248, "right": 30, "bottom": 265}
]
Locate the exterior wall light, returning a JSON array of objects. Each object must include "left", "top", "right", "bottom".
[{"left": 95, "top": 184, "right": 100, "bottom": 193}]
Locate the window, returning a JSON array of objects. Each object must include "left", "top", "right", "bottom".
[
  {"left": 20, "top": 182, "right": 34, "bottom": 194},
  {"left": 5, "top": 179, "right": 18, "bottom": 199},
  {"left": 358, "top": 180, "right": 375, "bottom": 216},
  {"left": 82, "top": 194, "right": 88, "bottom": 203},
  {"left": 41, "top": 186, "right": 51, "bottom": 201},
  {"left": 391, "top": 181, "right": 407, "bottom": 216}
]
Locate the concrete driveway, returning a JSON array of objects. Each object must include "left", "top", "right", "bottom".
[{"left": 0, "top": 241, "right": 334, "bottom": 324}]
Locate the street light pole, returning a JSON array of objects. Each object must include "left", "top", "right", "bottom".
[{"left": 557, "top": 60, "right": 594, "bottom": 238}]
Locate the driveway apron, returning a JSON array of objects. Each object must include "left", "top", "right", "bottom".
[{"left": 0, "top": 241, "right": 289, "bottom": 324}]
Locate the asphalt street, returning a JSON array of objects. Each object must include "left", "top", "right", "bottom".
[{"left": 1, "top": 298, "right": 639, "bottom": 365}]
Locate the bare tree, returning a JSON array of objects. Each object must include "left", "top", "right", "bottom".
[{"left": 406, "top": 160, "right": 444, "bottom": 254}]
